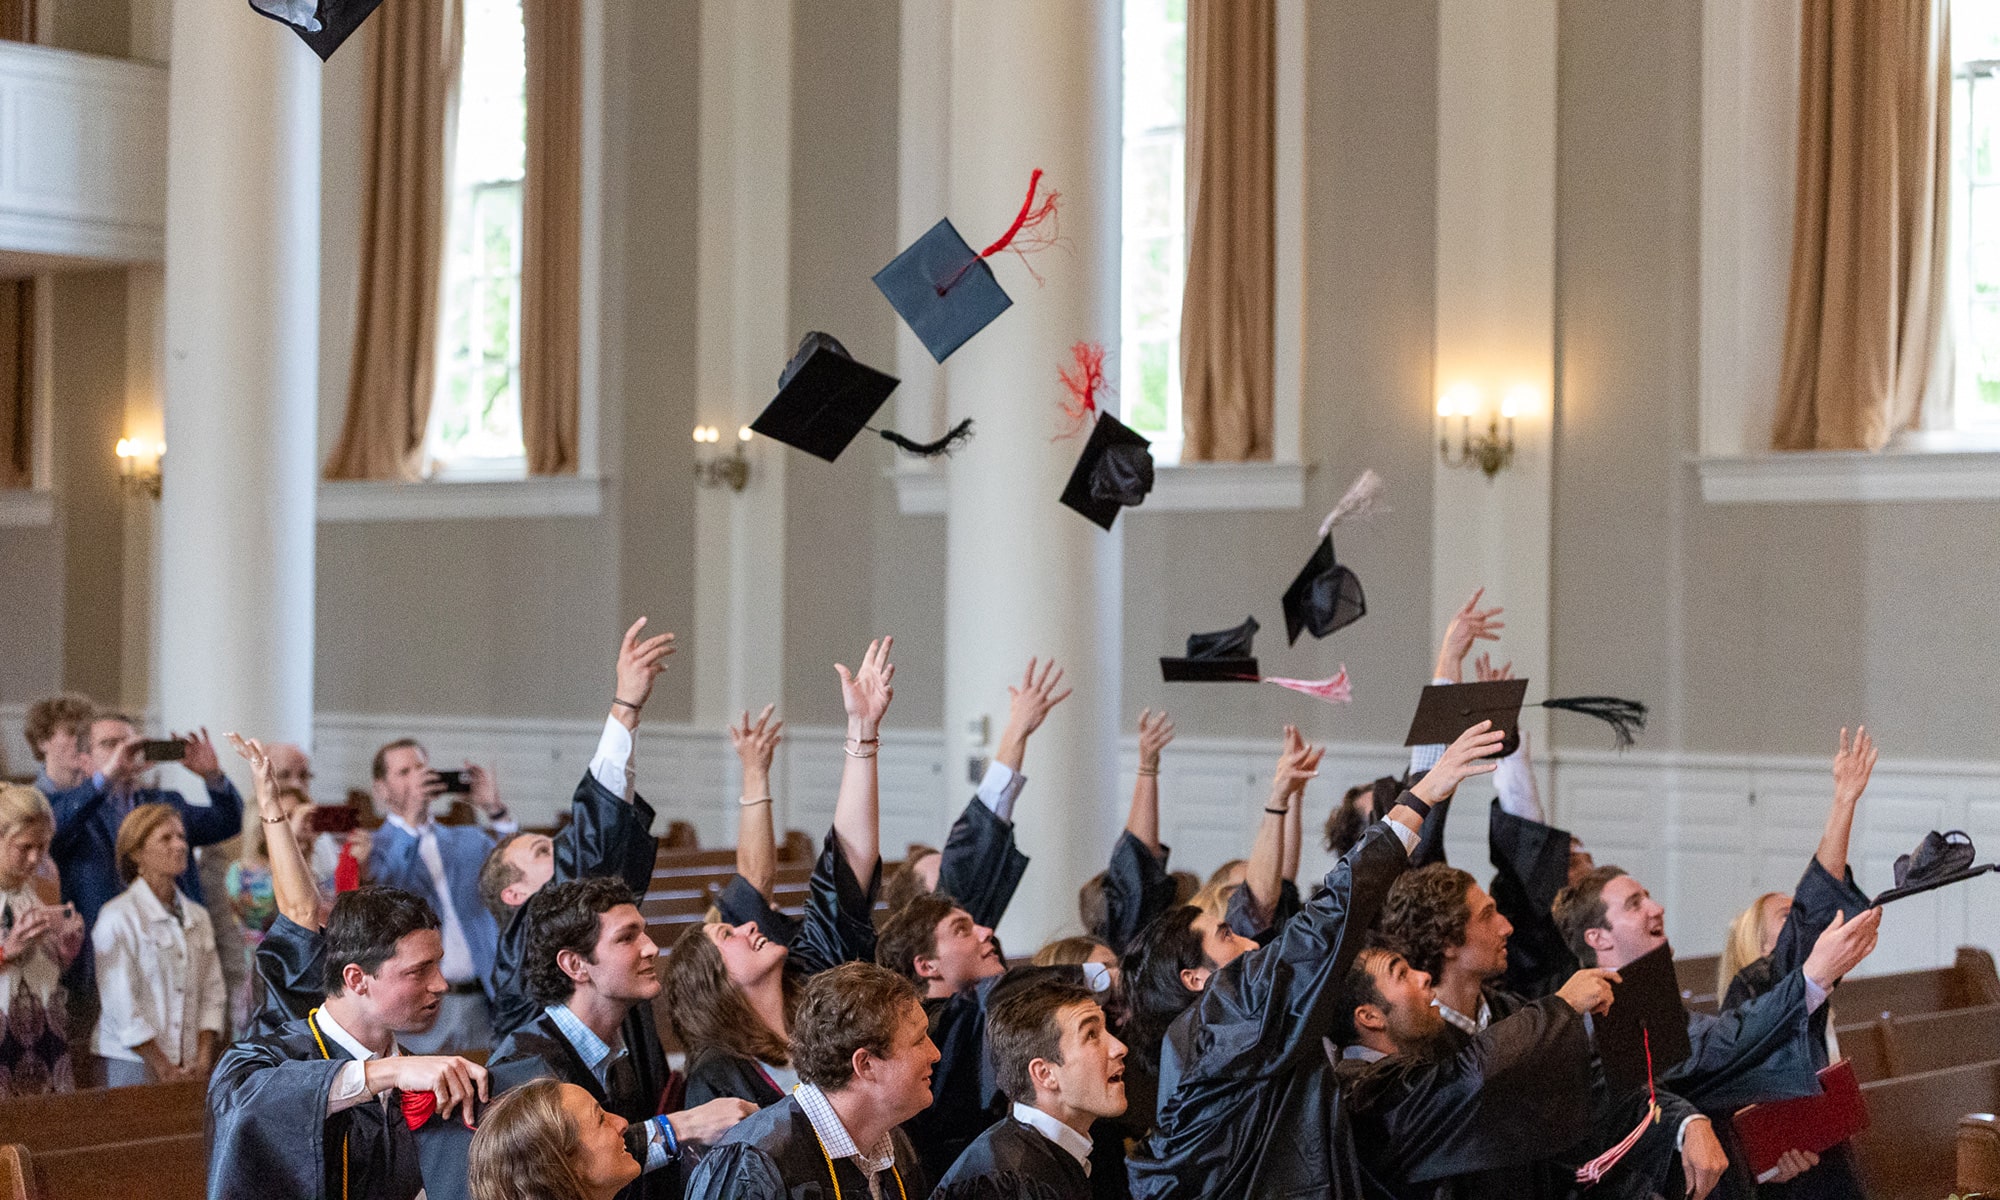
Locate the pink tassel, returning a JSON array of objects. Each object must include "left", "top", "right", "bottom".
[{"left": 1262, "top": 667, "right": 1353, "bottom": 705}]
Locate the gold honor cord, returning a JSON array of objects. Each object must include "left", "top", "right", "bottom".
[
  {"left": 306, "top": 1008, "right": 351, "bottom": 1200},
  {"left": 797, "top": 1087, "right": 907, "bottom": 1200}
]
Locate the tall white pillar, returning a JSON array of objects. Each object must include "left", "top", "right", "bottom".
[
  {"left": 155, "top": 1, "right": 319, "bottom": 750},
  {"left": 945, "top": 0, "right": 1123, "bottom": 949}
]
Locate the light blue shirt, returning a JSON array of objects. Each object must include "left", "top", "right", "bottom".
[{"left": 545, "top": 1004, "right": 674, "bottom": 1169}]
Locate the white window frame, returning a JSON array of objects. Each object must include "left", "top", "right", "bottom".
[
  {"left": 320, "top": 0, "right": 604, "bottom": 522},
  {"left": 1696, "top": 0, "right": 2000, "bottom": 504}
]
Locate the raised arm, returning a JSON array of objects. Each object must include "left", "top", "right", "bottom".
[
  {"left": 1817, "top": 726, "right": 1875, "bottom": 879},
  {"left": 1433, "top": 588, "right": 1505, "bottom": 684},
  {"left": 1246, "top": 727, "right": 1319, "bottom": 918},
  {"left": 729, "top": 704, "right": 784, "bottom": 900},
  {"left": 605, "top": 617, "right": 675, "bottom": 801},
  {"left": 229, "top": 734, "right": 321, "bottom": 930},
  {"left": 994, "top": 657, "right": 1073, "bottom": 776},
  {"left": 1126, "top": 709, "right": 1175, "bottom": 856},
  {"left": 831, "top": 637, "right": 895, "bottom": 883}
]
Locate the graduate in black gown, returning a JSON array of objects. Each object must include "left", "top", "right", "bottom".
[
  {"left": 934, "top": 975, "right": 1129, "bottom": 1200},
  {"left": 1078, "top": 709, "right": 1181, "bottom": 959},
  {"left": 684, "top": 963, "right": 936, "bottom": 1200},
  {"left": 1124, "top": 722, "right": 1505, "bottom": 1199}
]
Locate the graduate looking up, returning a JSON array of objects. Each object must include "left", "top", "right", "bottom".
[
  {"left": 1124, "top": 721, "right": 1499, "bottom": 1199},
  {"left": 933, "top": 974, "right": 1129, "bottom": 1200},
  {"left": 469, "top": 1078, "right": 645, "bottom": 1200},
  {"left": 481, "top": 617, "right": 674, "bottom": 1038},
  {"left": 683, "top": 962, "right": 940, "bottom": 1200}
]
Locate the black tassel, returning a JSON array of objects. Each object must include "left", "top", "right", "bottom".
[
  {"left": 877, "top": 419, "right": 976, "bottom": 458},
  {"left": 1539, "top": 696, "right": 1648, "bottom": 751}
]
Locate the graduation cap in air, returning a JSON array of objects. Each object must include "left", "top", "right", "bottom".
[
  {"left": 1160, "top": 616, "right": 1261, "bottom": 683},
  {"left": 750, "top": 332, "right": 973, "bottom": 463},
  {"left": 1060, "top": 414, "right": 1154, "bottom": 530},
  {"left": 874, "top": 169, "right": 1060, "bottom": 363},
  {"left": 1871, "top": 830, "right": 1998, "bottom": 905},
  {"left": 1403, "top": 678, "right": 1649, "bottom": 758},
  {"left": 249, "top": 0, "right": 384, "bottom": 60},
  {"left": 1592, "top": 942, "right": 1694, "bottom": 1096},
  {"left": 1283, "top": 470, "right": 1384, "bottom": 644}
]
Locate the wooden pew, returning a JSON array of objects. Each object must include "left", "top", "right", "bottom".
[
  {"left": 1675, "top": 952, "right": 1721, "bottom": 1015},
  {"left": 1853, "top": 1058, "right": 2000, "bottom": 1200},
  {"left": 1834, "top": 1002, "right": 2000, "bottom": 1083},
  {"left": 1961, "top": 1112, "right": 2000, "bottom": 1195},
  {"left": 9, "top": 1133, "right": 207, "bottom": 1200},
  {"left": 1834, "top": 946, "right": 2000, "bottom": 1022},
  {"left": 1836, "top": 1019, "right": 1896, "bottom": 1084},
  {"left": 0, "top": 1081, "right": 207, "bottom": 1153},
  {"left": 0, "top": 1145, "right": 31, "bottom": 1200}
]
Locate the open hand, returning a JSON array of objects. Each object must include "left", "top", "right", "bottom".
[
  {"left": 729, "top": 704, "right": 784, "bottom": 778},
  {"left": 1268, "top": 726, "right": 1324, "bottom": 801},
  {"left": 1411, "top": 721, "right": 1506, "bottom": 805},
  {"left": 1831, "top": 726, "right": 1877, "bottom": 810},
  {"left": 614, "top": 617, "right": 676, "bottom": 714},
  {"left": 227, "top": 733, "right": 284, "bottom": 822},
  {"left": 1005, "top": 658, "right": 1074, "bottom": 741},
  {"left": 1803, "top": 907, "right": 1881, "bottom": 989},
  {"left": 1435, "top": 588, "right": 1504, "bottom": 682},
  {"left": 1137, "top": 709, "right": 1176, "bottom": 771},
  {"left": 836, "top": 637, "right": 896, "bottom": 736},
  {"left": 1472, "top": 652, "right": 1514, "bottom": 683}
]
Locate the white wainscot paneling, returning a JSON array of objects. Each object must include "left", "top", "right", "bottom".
[{"left": 0, "top": 43, "right": 167, "bottom": 263}]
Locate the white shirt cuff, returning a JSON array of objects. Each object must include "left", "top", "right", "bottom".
[
  {"left": 589, "top": 716, "right": 635, "bottom": 802},
  {"left": 977, "top": 760, "right": 1026, "bottom": 822},
  {"left": 1676, "top": 1113, "right": 1707, "bottom": 1151},
  {"left": 1384, "top": 817, "right": 1420, "bottom": 855},
  {"left": 326, "top": 1060, "right": 373, "bottom": 1115},
  {"left": 1493, "top": 740, "right": 1544, "bottom": 822},
  {"left": 1408, "top": 678, "right": 1455, "bottom": 774},
  {"left": 1804, "top": 975, "right": 1829, "bottom": 1014}
]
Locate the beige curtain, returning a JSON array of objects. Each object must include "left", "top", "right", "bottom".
[
  {"left": 1772, "top": 0, "right": 1950, "bottom": 451},
  {"left": 1180, "top": 0, "right": 1275, "bottom": 463},
  {"left": 324, "top": 0, "right": 462, "bottom": 481},
  {"left": 0, "top": 280, "right": 31, "bottom": 490},
  {"left": 1, "top": 0, "right": 35, "bottom": 42},
  {"left": 519, "top": 0, "right": 583, "bottom": 476}
]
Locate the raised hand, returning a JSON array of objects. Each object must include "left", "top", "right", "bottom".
[
  {"left": 614, "top": 617, "right": 676, "bottom": 720},
  {"left": 729, "top": 704, "right": 784, "bottom": 779},
  {"left": 1471, "top": 652, "right": 1514, "bottom": 683},
  {"left": 178, "top": 728, "right": 223, "bottom": 783},
  {"left": 1803, "top": 907, "right": 1882, "bottom": 989},
  {"left": 1554, "top": 967, "right": 1620, "bottom": 1016},
  {"left": 1831, "top": 726, "right": 1877, "bottom": 810},
  {"left": 465, "top": 763, "right": 505, "bottom": 818},
  {"left": 995, "top": 657, "right": 1073, "bottom": 773},
  {"left": 1434, "top": 588, "right": 1505, "bottom": 682},
  {"left": 835, "top": 637, "right": 896, "bottom": 737},
  {"left": 226, "top": 733, "right": 284, "bottom": 822},
  {"left": 1137, "top": 709, "right": 1176, "bottom": 771},
  {"left": 1410, "top": 720, "right": 1506, "bottom": 806},
  {"left": 105, "top": 735, "right": 147, "bottom": 786},
  {"left": 1268, "top": 726, "right": 1324, "bottom": 800}
]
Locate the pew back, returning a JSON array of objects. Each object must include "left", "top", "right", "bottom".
[
  {"left": 1853, "top": 1058, "right": 2000, "bottom": 1200},
  {"left": 22, "top": 1133, "right": 206, "bottom": 1200},
  {"left": 0, "top": 1082, "right": 206, "bottom": 1154},
  {"left": 1834, "top": 947, "right": 2000, "bottom": 1022},
  {"left": 1962, "top": 1112, "right": 2000, "bottom": 1195}
]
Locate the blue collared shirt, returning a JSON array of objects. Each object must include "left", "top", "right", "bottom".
[{"left": 545, "top": 1004, "right": 674, "bottom": 1169}]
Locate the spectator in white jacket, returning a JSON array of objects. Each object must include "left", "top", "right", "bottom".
[{"left": 92, "top": 803, "right": 226, "bottom": 1086}]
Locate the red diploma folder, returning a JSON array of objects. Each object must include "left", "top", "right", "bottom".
[{"left": 1732, "top": 1060, "right": 1869, "bottom": 1176}]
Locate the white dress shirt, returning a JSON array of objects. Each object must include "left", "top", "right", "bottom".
[
  {"left": 316, "top": 1003, "right": 403, "bottom": 1116},
  {"left": 588, "top": 717, "right": 636, "bottom": 801},
  {"left": 796, "top": 1082, "right": 902, "bottom": 1200},
  {"left": 1011, "top": 1102, "right": 1094, "bottom": 1175},
  {"left": 975, "top": 760, "right": 1027, "bottom": 822},
  {"left": 91, "top": 878, "right": 226, "bottom": 1066}
]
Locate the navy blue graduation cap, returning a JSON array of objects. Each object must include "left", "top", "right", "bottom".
[
  {"left": 1060, "top": 413, "right": 1154, "bottom": 530},
  {"left": 874, "top": 169, "right": 1059, "bottom": 363},
  {"left": 1160, "top": 616, "right": 1261, "bottom": 683},
  {"left": 751, "top": 332, "right": 974, "bottom": 463},
  {"left": 249, "top": 0, "right": 383, "bottom": 60}
]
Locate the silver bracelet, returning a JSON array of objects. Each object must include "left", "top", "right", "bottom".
[
  {"left": 844, "top": 746, "right": 878, "bottom": 759},
  {"left": 739, "top": 796, "right": 773, "bottom": 808}
]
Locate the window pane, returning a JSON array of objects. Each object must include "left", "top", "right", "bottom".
[
  {"left": 427, "top": 0, "right": 528, "bottom": 472},
  {"left": 1121, "top": 0, "right": 1186, "bottom": 462}
]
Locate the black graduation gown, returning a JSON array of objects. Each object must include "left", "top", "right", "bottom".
[
  {"left": 1124, "top": 821, "right": 1412, "bottom": 1199},
  {"left": 683, "top": 1045, "right": 788, "bottom": 1109},
  {"left": 684, "top": 1094, "right": 929, "bottom": 1200},
  {"left": 1487, "top": 802, "right": 1579, "bottom": 1000},
  {"left": 939, "top": 797, "right": 1029, "bottom": 930},
  {"left": 1338, "top": 996, "right": 1595, "bottom": 1200},
  {"left": 1097, "top": 831, "right": 1177, "bottom": 956},
  {"left": 907, "top": 972, "right": 1010, "bottom": 1184},
  {"left": 1717, "top": 859, "right": 1870, "bottom": 1200},
  {"left": 714, "top": 872, "right": 806, "bottom": 947},
  {"left": 1222, "top": 877, "right": 1303, "bottom": 946},
  {"left": 491, "top": 771, "right": 659, "bottom": 1036},
  {"left": 206, "top": 1014, "right": 425, "bottom": 1200},
  {"left": 933, "top": 1116, "right": 1093, "bottom": 1200}
]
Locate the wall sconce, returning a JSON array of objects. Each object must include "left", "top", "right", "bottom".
[
  {"left": 1436, "top": 384, "right": 1524, "bottom": 479},
  {"left": 692, "top": 424, "right": 752, "bottom": 492},
  {"left": 115, "top": 437, "right": 165, "bottom": 499}
]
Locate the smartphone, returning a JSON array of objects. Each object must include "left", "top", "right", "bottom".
[
  {"left": 308, "top": 806, "right": 360, "bottom": 835},
  {"left": 141, "top": 739, "right": 187, "bottom": 762},
  {"left": 432, "top": 769, "right": 471, "bottom": 794}
]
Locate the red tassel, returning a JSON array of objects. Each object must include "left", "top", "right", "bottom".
[
  {"left": 1056, "top": 341, "right": 1109, "bottom": 439},
  {"left": 940, "top": 169, "right": 1063, "bottom": 295},
  {"left": 336, "top": 843, "right": 360, "bottom": 892},
  {"left": 402, "top": 1089, "right": 438, "bottom": 1130}
]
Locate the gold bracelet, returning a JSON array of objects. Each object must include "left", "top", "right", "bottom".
[
  {"left": 1136, "top": 766, "right": 1160, "bottom": 777},
  {"left": 261, "top": 814, "right": 288, "bottom": 824}
]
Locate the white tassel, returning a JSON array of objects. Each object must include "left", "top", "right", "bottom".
[{"left": 1317, "top": 469, "right": 1388, "bottom": 540}]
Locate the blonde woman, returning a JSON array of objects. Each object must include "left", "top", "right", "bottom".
[
  {"left": 1716, "top": 891, "right": 1791, "bottom": 1001},
  {"left": 0, "top": 783, "right": 86, "bottom": 1096},
  {"left": 92, "top": 804, "right": 227, "bottom": 1086},
  {"left": 470, "top": 1078, "right": 645, "bottom": 1200}
]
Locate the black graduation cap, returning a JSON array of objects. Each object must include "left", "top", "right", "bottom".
[
  {"left": 1594, "top": 942, "right": 1694, "bottom": 1095},
  {"left": 1060, "top": 413, "right": 1154, "bottom": 530},
  {"left": 249, "top": 0, "right": 383, "bottom": 60},
  {"left": 1871, "top": 830, "right": 1998, "bottom": 905},
  {"left": 873, "top": 219, "right": 1014, "bottom": 364},
  {"left": 1282, "top": 536, "right": 1366, "bottom": 645},
  {"left": 750, "top": 332, "right": 901, "bottom": 462},
  {"left": 1403, "top": 679, "right": 1649, "bottom": 756},
  {"left": 1160, "top": 616, "right": 1260, "bottom": 683}
]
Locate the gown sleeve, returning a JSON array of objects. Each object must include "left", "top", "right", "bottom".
[
  {"left": 1100, "top": 831, "right": 1177, "bottom": 956},
  {"left": 1488, "top": 801, "right": 1580, "bottom": 999},
  {"left": 938, "top": 798, "right": 1030, "bottom": 930},
  {"left": 1664, "top": 970, "right": 1822, "bottom": 1113},
  {"left": 204, "top": 1038, "right": 346, "bottom": 1200},
  {"left": 680, "top": 1142, "right": 789, "bottom": 1200},
  {"left": 785, "top": 828, "right": 882, "bottom": 978},
  {"left": 247, "top": 913, "right": 328, "bottom": 1036},
  {"left": 714, "top": 873, "right": 805, "bottom": 948},
  {"left": 1722, "top": 857, "right": 1869, "bottom": 1011}
]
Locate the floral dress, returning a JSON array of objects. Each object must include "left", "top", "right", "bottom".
[{"left": 0, "top": 883, "right": 72, "bottom": 1097}]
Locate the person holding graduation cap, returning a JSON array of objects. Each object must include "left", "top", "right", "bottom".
[{"left": 932, "top": 973, "right": 1129, "bottom": 1200}]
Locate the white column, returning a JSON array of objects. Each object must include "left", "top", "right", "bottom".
[
  {"left": 944, "top": 0, "right": 1123, "bottom": 949},
  {"left": 155, "top": 1, "right": 319, "bottom": 750},
  {"left": 1431, "top": 0, "right": 1557, "bottom": 762}
]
